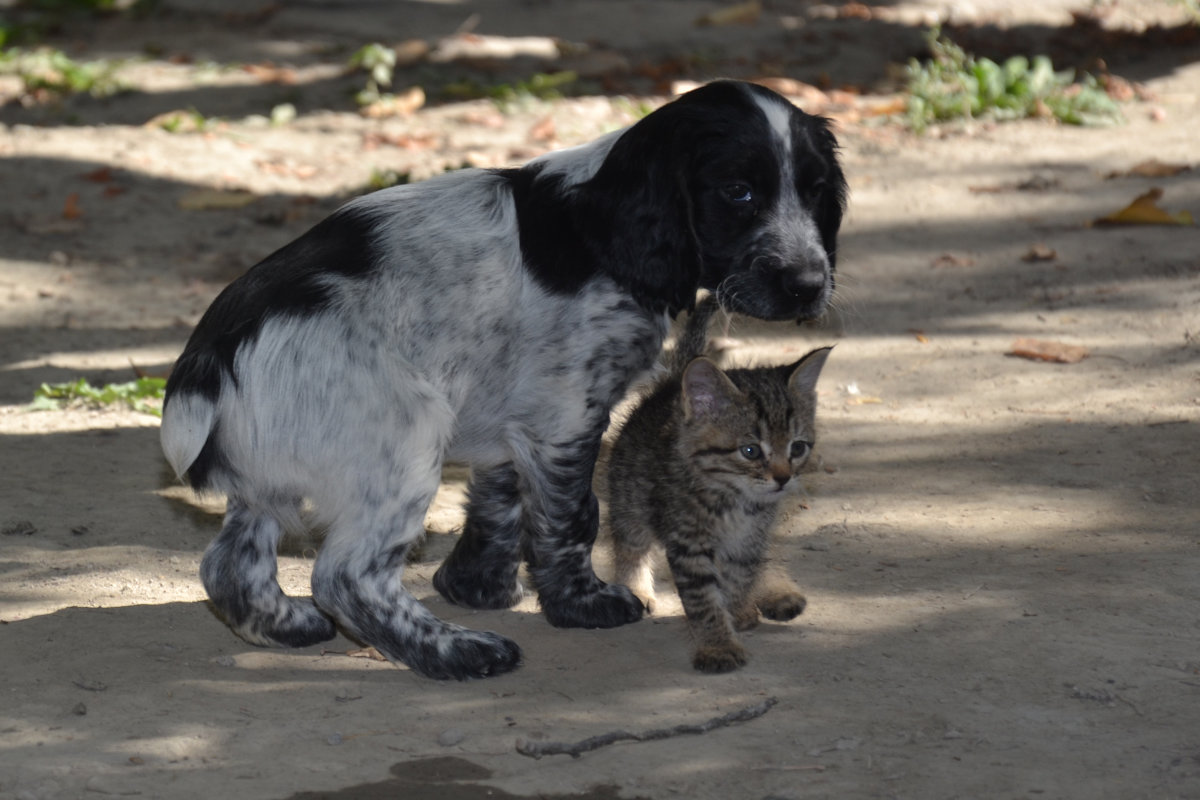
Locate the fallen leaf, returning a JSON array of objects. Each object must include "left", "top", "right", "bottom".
[
  {"left": 345, "top": 647, "right": 387, "bottom": 661},
  {"left": 1094, "top": 187, "right": 1193, "bottom": 226},
  {"left": 1021, "top": 243, "right": 1057, "bottom": 262},
  {"left": 243, "top": 62, "right": 297, "bottom": 84},
  {"left": 178, "top": 189, "right": 258, "bottom": 211},
  {"left": 529, "top": 115, "right": 557, "bottom": 142},
  {"left": 1105, "top": 159, "right": 1192, "bottom": 179},
  {"left": 696, "top": 0, "right": 761, "bottom": 26},
  {"left": 359, "top": 86, "right": 426, "bottom": 119},
  {"left": 931, "top": 253, "right": 975, "bottom": 268},
  {"left": 256, "top": 160, "right": 318, "bottom": 179},
  {"left": 1008, "top": 338, "right": 1089, "bottom": 364},
  {"left": 62, "top": 192, "right": 82, "bottom": 220},
  {"left": 82, "top": 167, "right": 114, "bottom": 183},
  {"left": 753, "top": 77, "right": 829, "bottom": 106},
  {"left": 908, "top": 329, "right": 930, "bottom": 343},
  {"left": 840, "top": 2, "right": 873, "bottom": 19}
]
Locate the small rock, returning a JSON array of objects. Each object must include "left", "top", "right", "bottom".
[
  {"left": 437, "top": 728, "right": 466, "bottom": 747},
  {"left": 72, "top": 702, "right": 88, "bottom": 716},
  {"left": 2, "top": 520, "right": 37, "bottom": 537}
]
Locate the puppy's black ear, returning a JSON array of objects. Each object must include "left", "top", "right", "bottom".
[
  {"left": 576, "top": 110, "right": 704, "bottom": 316},
  {"left": 808, "top": 117, "right": 847, "bottom": 274}
]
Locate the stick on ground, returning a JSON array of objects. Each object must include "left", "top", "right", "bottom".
[{"left": 515, "top": 696, "right": 778, "bottom": 759}]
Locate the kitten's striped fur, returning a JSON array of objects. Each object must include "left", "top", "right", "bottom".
[{"left": 608, "top": 296, "right": 830, "bottom": 672}]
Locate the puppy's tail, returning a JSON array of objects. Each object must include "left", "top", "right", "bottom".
[
  {"left": 668, "top": 293, "right": 722, "bottom": 373},
  {"left": 160, "top": 353, "right": 221, "bottom": 487}
]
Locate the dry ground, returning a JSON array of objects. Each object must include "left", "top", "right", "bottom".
[{"left": 1, "top": 1, "right": 1199, "bottom": 798}]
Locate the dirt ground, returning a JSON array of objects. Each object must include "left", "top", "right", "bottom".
[{"left": 2, "top": 1, "right": 1199, "bottom": 798}]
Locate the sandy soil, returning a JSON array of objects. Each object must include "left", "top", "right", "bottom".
[{"left": 2, "top": 1, "right": 1199, "bottom": 798}]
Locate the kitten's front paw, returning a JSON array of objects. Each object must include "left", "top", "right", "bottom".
[
  {"left": 757, "top": 591, "right": 807, "bottom": 622},
  {"left": 692, "top": 641, "right": 747, "bottom": 673},
  {"left": 541, "top": 582, "right": 645, "bottom": 629}
]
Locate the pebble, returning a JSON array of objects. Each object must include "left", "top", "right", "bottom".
[{"left": 437, "top": 728, "right": 466, "bottom": 747}]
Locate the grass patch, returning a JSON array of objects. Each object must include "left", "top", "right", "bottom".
[
  {"left": 904, "top": 27, "right": 1122, "bottom": 131},
  {"left": 443, "top": 70, "right": 579, "bottom": 109},
  {"left": 0, "top": 46, "right": 127, "bottom": 99},
  {"left": 29, "top": 377, "right": 166, "bottom": 417}
]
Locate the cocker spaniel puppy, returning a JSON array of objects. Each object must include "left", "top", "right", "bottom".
[{"left": 161, "top": 80, "right": 846, "bottom": 680}]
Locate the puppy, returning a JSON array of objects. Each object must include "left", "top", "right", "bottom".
[{"left": 161, "top": 80, "right": 846, "bottom": 680}]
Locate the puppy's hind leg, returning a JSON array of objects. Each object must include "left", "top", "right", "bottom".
[
  {"left": 201, "top": 500, "right": 336, "bottom": 648},
  {"left": 311, "top": 413, "right": 521, "bottom": 680},
  {"left": 433, "top": 462, "right": 525, "bottom": 610}
]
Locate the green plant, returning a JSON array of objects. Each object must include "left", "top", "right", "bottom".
[
  {"left": 365, "top": 167, "right": 411, "bottom": 191},
  {"left": 29, "top": 377, "right": 166, "bottom": 416},
  {"left": 349, "top": 42, "right": 396, "bottom": 105},
  {"left": 0, "top": 46, "right": 126, "bottom": 98},
  {"left": 904, "top": 27, "right": 1122, "bottom": 131},
  {"left": 444, "top": 70, "right": 578, "bottom": 109}
]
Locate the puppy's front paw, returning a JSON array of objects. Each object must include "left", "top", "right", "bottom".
[
  {"left": 757, "top": 591, "right": 807, "bottom": 622},
  {"left": 692, "top": 641, "right": 747, "bottom": 673},
  {"left": 433, "top": 562, "right": 524, "bottom": 610},
  {"left": 541, "top": 582, "right": 645, "bottom": 629}
]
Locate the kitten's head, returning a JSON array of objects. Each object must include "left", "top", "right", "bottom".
[{"left": 679, "top": 347, "right": 831, "bottom": 500}]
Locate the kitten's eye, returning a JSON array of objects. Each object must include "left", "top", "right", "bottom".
[
  {"left": 722, "top": 183, "right": 754, "bottom": 205},
  {"left": 740, "top": 444, "right": 762, "bottom": 460},
  {"left": 789, "top": 441, "right": 812, "bottom": 460}
]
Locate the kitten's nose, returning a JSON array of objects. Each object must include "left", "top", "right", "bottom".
[{"left": 772, "top": 473, "right": 791, "bottom": 489}]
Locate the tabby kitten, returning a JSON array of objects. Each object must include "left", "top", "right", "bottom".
[{"left": 608, "top": 295, "right": 830, "bottom": 673}]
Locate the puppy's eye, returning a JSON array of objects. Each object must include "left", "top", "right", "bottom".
[
  {"left": 740, "top": 444, "right": 763, "bottom": 460},
  {"left": 789, "top": 440, "right": 812, "bottom": 460},
  {"left": 723, "top": 183, "right": 754, "bottom": 204}
]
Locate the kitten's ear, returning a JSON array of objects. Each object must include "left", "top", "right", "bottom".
[
  {"left": 788, "top": 346, "right": 833, "bottom": 395},
  {"left": 682, "top": 357, "right": 741, "bottom": 421}
]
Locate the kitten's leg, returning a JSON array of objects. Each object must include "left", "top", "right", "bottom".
[
  {"left": 752, "top": 564, "right": 808, "bottom": 622},
  {"left": 433, "top": 463, "right": 525, "bottom": 609},
  {"left": 609, "top": 518, "right": 658, "bottom": 614},
  {"left": 666, "top": 547, "right": 745, "bottom": 673},
  {"left": 519, "top": 437, "right": 644, "bottom": 629},
  {"left": 201, "top": 499, "right": 336, "bottom": 648}
]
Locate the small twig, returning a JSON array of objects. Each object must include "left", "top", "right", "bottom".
[{"left": 515, "top": 697, "right": 778, "bottom": 759}]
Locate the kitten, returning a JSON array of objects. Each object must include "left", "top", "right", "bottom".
[{"left": 608, "top": 295, "right": 831, "bottom": 673}]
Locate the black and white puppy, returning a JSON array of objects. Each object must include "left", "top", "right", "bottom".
[{"left": 161, "top": 80, "right": 846, "bottom": 680}]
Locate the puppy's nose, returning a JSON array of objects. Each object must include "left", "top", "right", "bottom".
[{"left": 779, "top": 269, "right": 825, "bottom": 300}]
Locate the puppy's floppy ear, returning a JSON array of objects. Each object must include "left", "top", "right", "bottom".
[
  {"left": 807, "top": 117, "right": 847, "bottom": 274},
  {"left": 576, "top": 108, "right": 704, "bottom": 316}
]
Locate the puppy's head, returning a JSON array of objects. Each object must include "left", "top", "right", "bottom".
[{"left": 588, "top": 80, "right": 845, "bottom": 321}]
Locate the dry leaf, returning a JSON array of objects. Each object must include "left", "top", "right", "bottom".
[
  {"left": 360, "top": 86, "right": 426, "bottom": 119},
  {"left": 178, "top": 189, "right": 258, "bottom": 211},
  {"left": 753, "top": 77, "right": 829, "bottom": 106},
  {"left": 243, "top": 62, "right": 297, "bottom": 84},
  {"left": 82, "top": 167, "right": 114, "bottom": 183},
  {"left": 529, "top": 115, "right": 557, "bottom": 143},
  {"left": 695, "top": 0, "right": 761, "bottom": 26},
  {"left": 931, "top": 253, "right": 975, "bottom": 268},
  {"left": 908, "top": 329, "right": 930, "bottom": 344},
  {"left": 1105, "top": 159, "right": 1192, "bottom": 179},
  {"left": 1021, "top": 243, "right": 1057, "bottom": 262},
  {"left": 1008, "top": 338, "right": 1089, "bottom": 364},
  {"left": 62, "top": 192, "right": 82, "bottom": 220},
  {"left": 345, "top": 647, "right": 387, "bottom": 661},
  {"left": 1094, "top": 187, "right": 1193, "bottom": 226}
]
